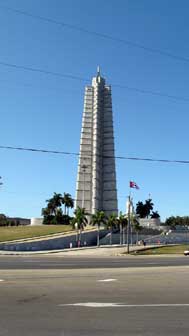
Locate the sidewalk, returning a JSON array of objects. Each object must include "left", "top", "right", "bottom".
[{"left": 0, "top": 244, "right": 161, "bottom": 256}]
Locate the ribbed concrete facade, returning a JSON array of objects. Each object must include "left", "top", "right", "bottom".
[{"left": 75, "top": 69, "right": 118, "bottom": 216}]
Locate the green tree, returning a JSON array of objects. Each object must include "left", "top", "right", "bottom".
[
  {"left": 62, "top": 193, "right": 74, "bottom": 215},
  {"left": 165, "top": 216, "right": 176, "bottom": 229},
  {"left": 55, "top": 208, "right": 64, "bottom": 224},
  {"left": 164, "top": 216, "right": 189, "bottom": 229},
  {"left": 145, "top": 199, "right": 154, "bottom": 218},
  {"left": 117, "top": 212, "right": 127, "bottom": 245},
  {"left": 183, "top": 217, "right": 189, "bottom": 227},
  {"left": 16, "top": 220, "right": 20, "bottom": 226},
  {"left": 106, "top": 213, "right": 117, "bottom": 245},
  {"left": 41, "top": 207, "right": 54, "bottom": 224},
  {"left": 132, "top": 218, "right": 142, "bottom": 244},
  {"left": 136, "top": 201, "right": 147, "bottom": 218},
  {"left": 42, "top": 192, "right": 74, "bottom": 225},
  {"left": 46, "top": 193, "right": 62, "bottom": 215},
  {"left": 72, "top": 207, "right": 88, "bottom": 245},
  {"left": 151, "top": 211, "right": 160, "bottom": 219},
  {"left": 0, "top": 214, "right": 8, "bottom": 226},
  {"left": 136, "top": 199, "right": 154, "bottom": 219},
  {"left": 90, "top": 211, "right": 107, "bottom": 246}
]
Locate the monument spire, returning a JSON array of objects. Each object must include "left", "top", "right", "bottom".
[
  {"left": 75, "top": 70, "right": 118, "bottom": 216},
  {"left": 97, "top": 65, "right": 101, "bottom": 77}
]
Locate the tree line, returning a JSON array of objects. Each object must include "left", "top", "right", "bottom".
[
  {"left": 41, "top": 192, "right": 74, "bottom": 225},
  {"left": 0, "top": 214, "right": 20, "bottom": 227},
  {"left": 164, "top": 216, "right": 189, "bottom": 229},
  {"left": 72, "top": 207, "right": 142, "bottom": 247},
  {"left": 135, "top": 199, "right": 160, "bottom": 219},
  {"left": 41, "top": 192, "right": 144, "bottom": 245}
]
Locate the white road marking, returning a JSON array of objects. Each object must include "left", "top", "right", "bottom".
[
  {"left": 146, "top": 263, "right": 158, "bottom": 265},
  {"left": 0, "top": 279, "right": 5, "bottom": 282},
  {"left": 34, "top": 263, "right": 69, "bottom": 267},
  {"left": 98, "top": 279, "right": 117, "bottom": 282},
  {"left": 59, "top": 302, "right": 189, "bottom": 308},
  {"left": 22, "top": 260, "right": 44, "bottom": 263},
  {"left": 60, "top": 303, "right": 121, "bottom": 307}
]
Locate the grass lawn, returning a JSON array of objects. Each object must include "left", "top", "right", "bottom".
[
  {"left": 135, "top": 244, "right": 189, "bottom": 255},
  {"left": 0, "top": 225, "right": 74, "bottom": 243}
]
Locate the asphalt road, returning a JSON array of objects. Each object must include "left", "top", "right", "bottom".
[
  {"left": 1, "top": 266, "right": 189, "bottom": 335},
  {"left": 0, "top": 254, "right": 189, "bottom": 269}
]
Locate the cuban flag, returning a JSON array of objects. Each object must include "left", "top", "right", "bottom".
[{"left": 130, "top": 181, "right": 139, "bottom": 189}]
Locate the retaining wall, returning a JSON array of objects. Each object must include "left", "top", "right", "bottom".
[{"left": 0, "top": 229, "right": 107, "bottom": 251}]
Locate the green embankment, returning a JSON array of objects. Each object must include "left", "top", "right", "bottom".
[
  {"left": 135, "top": 245, "right": 189, "bottom": 255},
  {"left": 0, "top": 225, "right": 73, "bottom": 242}
]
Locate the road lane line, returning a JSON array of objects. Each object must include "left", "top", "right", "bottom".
[
  {"left": 98, "top": 279, "right": 117, "bottom": 282},
  {"left": 145, "top": 263, "right": 158, "bottom": 265},
  {"left": 59, "top": 302, "right": 189, "bottom": 308}
]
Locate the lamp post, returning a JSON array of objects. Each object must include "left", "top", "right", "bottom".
[
  {"left": 119, "top": 219, "right": 122, "bottom": 245},
  {"left": 127, "top": 196, "right": 131, "bottom": 254},
  {"left": 81, "top": 165, "right": 87, "bottom": 209},
  {"left": 75, "top": 222, "right": 79, "bottom": 246},
  {"left": 80, "top": 164, "right": 87, "bottom": 246},
  {"left": 123, "top": 225, "right": 126, "bottom": 245}
]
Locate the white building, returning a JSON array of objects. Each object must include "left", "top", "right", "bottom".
[{"left": 139, "top": 218, "right": 161, "bottom": 229}]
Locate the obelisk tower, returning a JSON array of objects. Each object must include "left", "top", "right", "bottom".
[{"left": 75, "top": 68, "right": 118, "bottom": 216}]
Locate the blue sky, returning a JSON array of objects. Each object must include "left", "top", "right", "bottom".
[{"left": 0, "top": 0, "right": 189, "bottom": 221}]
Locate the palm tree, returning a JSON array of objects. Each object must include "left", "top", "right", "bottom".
[
  {"left": 46, "top": 193, "right": 62, "bottom": 215},
  {"left": 117, "top": 212, "right": 128, "bottom": 245},
  {"left": 73, "top": 207, "right": 88, "bottom": 245},
  {"left": 46, "top": 199, "right": 56, "bottom": 215},
  {"left": 132, "top": 217, "right": 142, "bottom": 245},
  {"left": 42, "top": 192, "right": 74, "bottom": 225},
  {"left": 136, "top": 199, "right": 154, "bottom": 219},
  {"left": 145, "top": 199, "right": 154, "bottom": 218},
  {"left": 41, "top": 207, "right": 53, "bottom": 224},
  {"left": 41, "top": 207, "right": 51, "bottom": 217},
  {"left": 90, "top": 211, "right": 107, "bottom": 247},
  {"left": 136, "top": 201, "right": 147, "bottom": 218},
  {"left": 106, "top": 213, "right": 117, "bottom": 245},
  {"left": 56, "top": 208, "right": 64, "bottom": 224},
  {"left": 151, "top": 211, "right": 160, "bottom": 219},
  {"left": 62, "top": 193, "right": 74, "bottom": 215}
]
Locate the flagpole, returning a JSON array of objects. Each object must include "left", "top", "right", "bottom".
[
  {"left": 129, "top": 185, "right": 133, "bottom": 247},
  {"left": 127, "top": 183, "right": 131, "bottom": 254},
  {"left": 127, "top": 194, "right": 130, "bottom": 254},
  {"left": 127, "top": 181, "right": 139, "bottom": 253}
]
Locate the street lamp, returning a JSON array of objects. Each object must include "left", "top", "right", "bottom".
[
  {"left": 81, "top": 164, "right": 87, "bottom": 209},
  {"left": 126, "top": 196, "right": 131, "bottom": 254},
  {"left": 75, "top": 222, "right": 79, "bottom": 246}
]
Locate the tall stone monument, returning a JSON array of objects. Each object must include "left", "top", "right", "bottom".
[{"left": 75, "top": 68, "right": 118, "bottom": 216}]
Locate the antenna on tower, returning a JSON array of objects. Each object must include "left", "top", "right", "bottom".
[{"left": 97, "top": 66, "right": 101, "bottom": 76}]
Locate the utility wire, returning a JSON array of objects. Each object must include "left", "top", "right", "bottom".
[
  {"left": 113, "top": 83, "right": 189, "bottom": 102},
  {"left": 1, "top": 4, "right": 189, "bottom": 64},
  {"left": 0, "top": 145, "right": 78, "bottom": 157},
  {"left": 0, "top": 78, "right": 83, "bottom": 94},
  {"left": 0, "top": 59, "right": 188, "bottom": 102},
  {"left": 0, "top": 60, "right": 89, "bottom": 82},
  {"left": 1, "top": 145, "right": 189, "bottom": 165}
]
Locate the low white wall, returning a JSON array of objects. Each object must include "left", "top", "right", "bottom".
[
  {"left": 30, "top": 218, "right": 43, "bottom": 226},
  {"left": 139, "top": 218, "right": 161, "bottom": 229}
]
